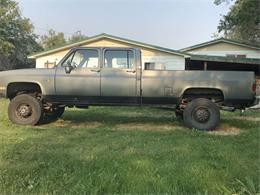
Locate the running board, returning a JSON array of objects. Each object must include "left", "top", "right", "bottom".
[{"left": 220, "top": 106, "right": 236, "bottom": 112}]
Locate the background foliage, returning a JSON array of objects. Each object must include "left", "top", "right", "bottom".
[
  {"left": 0, "top": 0, "right": 259, "bottom": 71},
  {"left": 0, "top": 0, "right": 42, "bottom": 71},
  {"left": 40, "top": 30, "right": 87, "bottom": 50},
  {"left": 215, "top": 0, "right": 260, "bottom": 44}
]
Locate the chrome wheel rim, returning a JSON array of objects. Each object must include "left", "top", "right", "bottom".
[
  {"left": 16, "top": 104, "right": 32, "bottom": 119},
  {"left": 192, "top": 107, "right": 210, "bottom": 123}
]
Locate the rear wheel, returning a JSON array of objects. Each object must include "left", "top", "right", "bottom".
[
  {"left": 8, "top": 94, "right": 43, "bottom": 125},
  {"left": 183, "top": 98, "right": 220, "bottom": 131}
]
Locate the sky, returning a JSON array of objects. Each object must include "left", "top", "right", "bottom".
[{"left": 17, "top": 0, "right": 233, "bottom": 50}]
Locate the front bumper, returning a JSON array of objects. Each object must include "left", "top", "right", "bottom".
[
  {"left": 0, "top": 87, "right": 6, "bottom": 98},
  {"left": 0, "top": 93, "right": 5, "bottom": 98}
]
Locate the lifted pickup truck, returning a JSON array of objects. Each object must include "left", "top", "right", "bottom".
[{"left": 0, "top": 47, "right": 256, "bottom": 130}]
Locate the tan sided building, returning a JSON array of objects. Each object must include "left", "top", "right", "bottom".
[{"left": 28, "top": 33, "right": 188, "bottom": 70}]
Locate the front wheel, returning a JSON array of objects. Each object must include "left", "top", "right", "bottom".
[
  {"left": 8, "top": 94, "right": 43, "bottom": 125},
  {"left": 183, "top": 98, "right": 220, "bottom": 131},
  {"left": 175, "top": 109, "right": 183, "bottom": 120}
]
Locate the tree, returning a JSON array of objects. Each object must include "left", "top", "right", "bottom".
[
  {"left": 215, "top": 0, "right": 260, "bottom": 44},
  {"left": 68, "top": 31, "right": 87, "bottom": 43},
  {"left": 214, "top": 0, "right": 233, "bottom": 5},
  {"left": 40, "top": 29, "right": 66, "bottom": 49},
  {"left": 0, "top": 0, "right": 42, "bottom": 70}
]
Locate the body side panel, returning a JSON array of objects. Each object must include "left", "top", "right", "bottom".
[
  {"left": 0, "top": 69, "right": 56, "bottom": 96},
  {"left": 142, "top": 70, "right": 255, "bottom": 103}
]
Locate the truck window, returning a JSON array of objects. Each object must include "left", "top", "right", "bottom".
[
  {"left": 62, "top": 49, "right": 99, "bottom": 68},
  {"left": 104, "top": 50, "right": 134, "bottom": 69}
]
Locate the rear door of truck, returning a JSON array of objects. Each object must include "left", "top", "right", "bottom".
[{"left": 100, "top": 48, "right": 140, "bottom": 104}]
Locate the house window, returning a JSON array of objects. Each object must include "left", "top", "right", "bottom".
[
  {"left": 145, "top": 62, "right": 155, "bottom": 70},
  {"left": 226, "top": 54, "right": 247, "bottom": 58},
  {"left": 144, "top": 62, "right": 166, "bottom": 70},
  {"left": 237, "top": 54, "right": 246, "bottom": 58},
  {"left": 226, "top": 54, "right": 236, "bottom": 58}
]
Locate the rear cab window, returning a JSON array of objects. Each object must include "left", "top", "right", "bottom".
[{"left": 104, "top": 49, "right": 135, "bottom": 69}]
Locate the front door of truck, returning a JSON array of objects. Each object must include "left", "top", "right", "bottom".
[
  {"left": 100, "top": 49, "right": 138, "bottom": 103},
  {"left": 55, "top": 48, "right": 101, "bottom": 103}
]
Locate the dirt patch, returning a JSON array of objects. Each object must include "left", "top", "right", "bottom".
[
  {"left": 209, "top": 124, "right": 242, "bottom": 136},
  {"left": 230, "top": 116, "right": 260, "bottom": 122},
  {"left": 113, "top": 112, "right": 145, "bottom": 117},
  {"left": 116, "top": 123, "right": 179, "bottom": 131},
  {"left": 39, "top": 120, "right": 102, "bottom": 129},
  {"left": 69, "top": 121, "right": 102, "bottom": 129},
  {"left": 112, "top": 111, "right": 171, "bottom": 119}
]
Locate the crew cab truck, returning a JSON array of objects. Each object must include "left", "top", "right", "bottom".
[{"left": 0, "top": 47, "right": 256, "bottom": 130}]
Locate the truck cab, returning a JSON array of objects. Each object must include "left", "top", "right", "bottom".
[{"left": 51, "top": 47, "right": 142, "bottom": 105}]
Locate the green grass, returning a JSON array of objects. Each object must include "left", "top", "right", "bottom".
[{"left": 0, "top": 99, "right": 259, "bottom": 194}]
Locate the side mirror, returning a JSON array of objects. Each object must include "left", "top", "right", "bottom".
[{"left": 65, "top": 65, "right": 73, "bottom": 74}]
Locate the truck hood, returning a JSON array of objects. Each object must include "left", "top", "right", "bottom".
[
  {"left": 0, "top": 68, "right": 56, "bottom": 77},
  {"left": 0, "top": 68, "right": 56, "bottom": 90}
]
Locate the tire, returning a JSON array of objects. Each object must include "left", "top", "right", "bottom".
[
  {"left": 183, "top": 98, "right": 220, "bottom": 131},
  {"left": 175, "top": 110, "right": 183, "bottom": 120},
  {"left": 8, "top": 94, "right": 43, "bottom": 125}
]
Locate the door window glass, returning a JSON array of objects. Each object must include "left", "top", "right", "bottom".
[
  {"left": 62, "top": 49, "right": 99, "bottom": 68},
  {"left": 104, "top": 50, "right": 134, "bottom": 69}
]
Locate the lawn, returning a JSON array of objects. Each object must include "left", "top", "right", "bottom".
[{"left": 0, "top": 99, "right": 259, "bottom": 194}]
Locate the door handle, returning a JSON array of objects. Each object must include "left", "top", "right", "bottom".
[
  {"left": 126, "top": 70, "right": 136, "bottom": 73},
  {"left": 91, "top": 69, "right": 101, "bottom": 72}
]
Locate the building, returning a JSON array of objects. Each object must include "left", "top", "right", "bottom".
[
  {"left": 180, "top": 38, "right": 260, "bottom": 72},
  {"left": 28, "top": 34, "right": 260, "bottom": 95},
  {"left": 28, "top": 33, "right": 188, "bottom": 70},
  {"left": 180, "top": 38, "right": 260, "bottom": 59},
  {"left": 180, "top": 38, "right": 260, "bottom": 96}
]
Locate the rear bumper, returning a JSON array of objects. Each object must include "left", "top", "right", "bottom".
[
  {"left": 254, "top": 96, "right": 260, "bottom": 105},
  {"left": 247, "top": 96, "right": 260, "bottom": 110}
]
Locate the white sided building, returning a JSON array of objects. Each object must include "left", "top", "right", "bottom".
[{"left": 28, "top": 33, "right": 188, "bottom": 71}]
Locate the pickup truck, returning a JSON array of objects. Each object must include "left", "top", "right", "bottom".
[{"left": 0, "top": 47, "right": 256, "bottom": 130}]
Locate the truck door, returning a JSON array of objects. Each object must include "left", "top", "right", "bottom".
[
  {"left": 55, "top": 48, "right": 101, "bottom": 103},
  {"left": 101, "top": 49, "right": 139, "bottom": 103}
]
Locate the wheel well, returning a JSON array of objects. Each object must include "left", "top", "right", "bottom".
[
  {"left": 7, "top": 82, "right": 42, "bottom": 99},
  {"left": 182, "top": 88, "right": 224, "bottom": 102}
]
